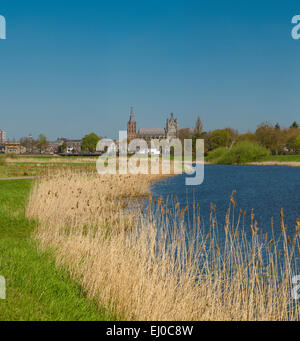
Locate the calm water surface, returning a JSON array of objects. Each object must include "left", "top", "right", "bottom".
[{"left": 150, "top": 165, "right": 300, "bottom": 240}]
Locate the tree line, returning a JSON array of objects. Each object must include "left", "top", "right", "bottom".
[
  {"left": 179, "top": 118, "right": 300, "bottom": 156},
  {"left": 20, "top": 119, "right": 300, "bottom": 156},
  {"left": 20, "top": 133, "right": 101, "bottom": 154}
]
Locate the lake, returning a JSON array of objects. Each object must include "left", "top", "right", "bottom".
[{"left": 150, "top": 164, "right": 300, "bottom": 242}]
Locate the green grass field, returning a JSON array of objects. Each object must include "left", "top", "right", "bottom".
[
  {"left": 0, "top": 163, "right": 97, "bottom": 178},
  {"left": 0, "top": 155, "right": 97, "bottom": 178},
  {"left": 0, "top": 179, "right": 115, "bottom": 321},
  {"left": 205, "top": 149, "right": 300, "bottom": 164},
  {"left": 261, "top": 155, "right": 300, "bottom": 162}
]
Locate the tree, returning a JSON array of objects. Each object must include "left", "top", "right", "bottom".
[
  {"left": 290, "top": 121, "right": 299, "bottom": 129},
  {"left": 255, "top": 122, "right": 282, "bottom": 155},
  {"left": 237, "top": 132, "right": 257, "bottom": 143},
  {"left": 225, "top": 127, "right": 238, "bottom": 148},
  {"left": 81, "top": 133, "right": 100, "bottom": 153},
  {"left": 284, "top": 128, "right": 300, "bottom": 154},
  {"left": 20, "top": 136, "right": 37, "bottom": 153},
  {"left": 37, "top": 134, "right": 48, "bottom": 153},
  {"left": 178, "top": 128, "right": 193, "bottom": 142},
  {"left": 208, "top": 129, "right": 231, "bottom": 150},
  {"left": 200, "top": 132, "right": 210, "bottom": 155},
  {"left": 58, "top": 142, "right": 67, "bottom": 154},
  {"left": 194, "top": 116, "right": 203, "bottom": 135},
  {"left": 295, "top": 134, "right": 300, "bottom": 154}
]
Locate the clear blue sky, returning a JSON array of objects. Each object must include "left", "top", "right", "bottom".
[{"left": 0, "top": 0, "right": 300, "bottom": 140}]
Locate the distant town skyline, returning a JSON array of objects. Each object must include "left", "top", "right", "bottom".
[{"left": 1, "top": 0, "right": 300, "bottom": 141}]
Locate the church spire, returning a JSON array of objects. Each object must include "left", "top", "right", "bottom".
[
  {"left": 127, "top": 106, "right": 137, "bottom": 139},
  {"left": 129, "top": 106, "right": 136, "bottom": 122}
]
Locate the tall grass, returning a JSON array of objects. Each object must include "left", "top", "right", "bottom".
[
  {"left": 27, "top": 171, "right": 300, "bottom": 320},
  {"left": 207, "top": 141, "right": 270, "bottom": 164},
  {"left": 0, "top": 180, "right": 114, "bottom": 321},
  {"left": 0, "top": 154, "right": 6, "bottom": 166}
]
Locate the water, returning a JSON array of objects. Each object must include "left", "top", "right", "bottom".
[
  {"left": 146, "top": 164, "right": 300, "bottom": 313},
  {"left": 150, "top": 164, "right": 300, "bottom": 241}
]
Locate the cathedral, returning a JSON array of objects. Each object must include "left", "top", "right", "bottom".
[{"left": 127, "top": 107, "right": 178, "bottom": 141}]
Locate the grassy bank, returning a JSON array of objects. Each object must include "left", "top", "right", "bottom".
[
  {"left": 206, "top": 141, "right": 270, "bottom": 165},
  {"left": 27, "top": 170, "right": 300, "bottom": 321},
  {"left": 0, "top": 179, "right": 114, "bottom": 320},
  {"left": 206, "top": 142, "right": 300, "bottom": 165},
  {"left": 261, "top": 155, "right": 300, "bottom": 162},
  {"left": 0, "top": 155, "right": 97, "bottom": 178},
  {"left": 0, "top": 155, "right": 190, "bottom": 178}
]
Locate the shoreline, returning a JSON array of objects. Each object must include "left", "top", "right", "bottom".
[
  {"left": 247, "top": 161, "right": 300, "bottom": 167},
  {"left": 202, "top": 160, "right": 300, "bottom": 168}
]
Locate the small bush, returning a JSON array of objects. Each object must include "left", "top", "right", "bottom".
[
  {"left": 205, "top": 147, "right": 227, "bottom": 163},
  {"left": 207, "top": 142, "right": 270, "bottom": 165},
  {"left": 5, "top": 153, "right": 18, "bottom": 159},
  {"left": 0, "top": 154, "right": 6, "bottom": 166}
]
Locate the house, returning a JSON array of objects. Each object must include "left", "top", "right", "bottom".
[
  {"left": 47, "top": 138, "right": 82, "bottom": 154},
  {"left": 4, "top": 142, "right": 26, "bottom": 154},
  {"left": 65, "top": 139, "right": 82, "bottom": 154}
]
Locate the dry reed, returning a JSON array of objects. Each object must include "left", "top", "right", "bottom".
[{"left": 26, "top": 170, "right": 300, "bottom": 321}]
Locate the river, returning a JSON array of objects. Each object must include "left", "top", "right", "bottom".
[{"left": 150, "top": 164, "right": 300, "bottom": 242}]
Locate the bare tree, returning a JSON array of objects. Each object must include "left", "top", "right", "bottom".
[
  {"left": 37, "top": 134, "right": 49, "bottom": 153},
  {"left": 194, "top": 116, "right": 203, "bottom": 135}
]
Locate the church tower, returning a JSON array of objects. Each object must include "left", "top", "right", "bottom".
[
  {"left": 127, "top": 106, "right": 137, "bottom": 140},
  {"left": 166, "top": 113, "right": 178, "bottom": 139}
]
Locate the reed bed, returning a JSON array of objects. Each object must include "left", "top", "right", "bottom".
[
  {"left": 5, "top": 157, "right": 98, "bottom": 163},
  {"left": 26, "top": 170, "right": 300, "bottom": 320}
]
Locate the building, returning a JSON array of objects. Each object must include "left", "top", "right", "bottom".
[
  {"left": 0, "top": 129, "right": 6, "bottom": 144},
  {"left": 127, "top": 107, "right": 178, "bottom": 142},
  {"left": 27, "top": 134, "right": 34, "bottom": 153},
  {"left": 65, "top": 139, "right": 82, "bottom": 154},
  {"left": 127, "top": 107, "right": 137, "bottom": 140},
  {"left": 4, "top": 142, "right": 26, "bottom": 154},
  {"left": 47, "top": 139, "right": 64, "bottom": 154},
  {"left": 166, "top": 113, "right": 178, "bottom": 140},
  {"left": 138, "top": 128, "right": 165, "bottom": 141},
  {"left": 47, "top": 138, "right": 82, "bottom": 155}
]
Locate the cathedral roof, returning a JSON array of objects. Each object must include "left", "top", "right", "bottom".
[{"left": 138, "top": 128, "right": 165, "bottom": 136}]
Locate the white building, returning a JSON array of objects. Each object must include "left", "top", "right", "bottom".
[
  {"left": 0, "top": 130, "right": 6, "bottom": 144},
  {"left": 136, "top": 147, "right": 160, "bottom": 156}
]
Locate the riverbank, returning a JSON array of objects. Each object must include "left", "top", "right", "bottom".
[
  {"left": 0, "top": 155, "right": 194, "bottom": 179},
  {"left": 204, "top": 156, "right": 300, "bottom": 167},
  {"left": 25, "top": 169, "right": 300, "bottom": 321},
  {"left": 204, "top": 160, "right": 300, "bottom": 167},
  {"left": 248, "top": 161, "right": 300, "bottom": 167},
  {"left": 204, "top": 141, "right": 300, "bottom": 167},
  {"left": 248, "top": 154, "right": 300, "bottom": 167},
  {"left": 0, "top": 179, "right": 115, "bottom": 320}
]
